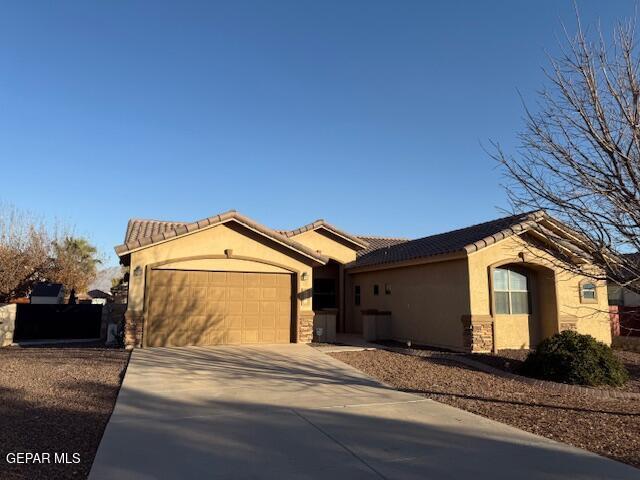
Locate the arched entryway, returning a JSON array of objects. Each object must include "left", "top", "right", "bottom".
[{"left": 490, "top": 261, "right": 558, "bottom": 349}]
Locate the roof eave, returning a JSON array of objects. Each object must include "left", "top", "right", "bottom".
[
  {"left": 346, "top": 250, "right": 467, "bottom": 274},
  {"left": 114, "top": 212, "right": 328, "bottom": 265}
]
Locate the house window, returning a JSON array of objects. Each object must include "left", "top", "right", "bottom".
[
  {"left": 580, "top": 281, "right": 597, "bottom": 303},
  {"left": 493, "top": 267, "right": 529, "bottom": 315},
  {"left": 373, "top": 284, "right": 379, "bottom": 296},
  {"left": 354, "top": 285, "right": 361, "bottom": 306},
  {"left": 312, "top": 278, "right": 336, "bottom": 310},
  {"left": 385, "top": 284, "right": 391, "bottom": 295}
]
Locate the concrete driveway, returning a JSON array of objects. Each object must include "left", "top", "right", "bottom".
[{"left": 90, "top": 344, "right": 637, "bottom": 479}]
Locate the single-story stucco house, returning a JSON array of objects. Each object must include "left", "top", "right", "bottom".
[{"left": 114, "top": 209, "right": 612, "bottom": 352}]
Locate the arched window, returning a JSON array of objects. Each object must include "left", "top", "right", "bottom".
[{"left": 493, "top": 267, "right": 529, "bottom": 314}]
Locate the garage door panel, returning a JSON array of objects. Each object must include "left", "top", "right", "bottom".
[
  {"left": 147, "top": 270, "right": 292, "bottom": 347},
  {"left": 262, "top": 288, "right": 277, "bottom": 300},
  {"left": 260, "top": 329, "right": 276, "bottom": 344},
  {"left": 226, "top": 329, "right": 242, "bottom": 344},
  {"left": 206, "top": 301, "right": 227, "bottom": 315},
  {"left": 227, "top": 272, "right": 244, "bottom": 286},
  {"left": 260, "top": 315, "right": 276, "bottom": 329},
  {"left": 245, "top": 287, "right": 261, "bottom": 300},
  {"left": 244, "top": 273, "right": 261, "bottom": 287},
  {"left": 243, "top": 329, "right": 260, "bottom": 344},
  {"left": 208, "top": 272, "right": 227, "bottom": 284},
  {"left": 188, "top": 271, "right": 209, "bottom": 284},
  {"left": 243, "top": 315, "right": 260, "bottom": 329},
  {"left": 276, "top": 287, "right": 290, "bottom": 300},
  {"left": 229, "top": 287, "right": 243, "bottom": 300},
  {"left": 243, "top": 301, "right": 260, "bottom": 315},
  {"left": 277, "top": 301, "right": 290, "bottom": 315},
  {"left": 227, "top": 315, "right": 242, "bottom": 329},
  {"left": 260, "top": 301, "right": 276, "bottom": 314},
  {"left": 228, "top": 301, "right": 243, "bottom": 314},
  {"left": 276, "top": 314, "right": 290, "bottom": 329},
  {"left": 276, "top": 329, "right": 290, "bottom": 343}
]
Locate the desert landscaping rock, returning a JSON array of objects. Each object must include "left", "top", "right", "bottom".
[
  {"left": 331, "top": 349, "right": 640, "bottom": 469},
  {"left": 0, "top": 347, "right": 130, "bottom": 480}
]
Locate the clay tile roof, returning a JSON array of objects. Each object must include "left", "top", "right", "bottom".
[
  {"left": 356, "top": 236, "right": 409, "bottom": 257},
  {"left": 124, "top": 219, "right": 187, "bottom": 244},
  {"left": 115, "top": 210, "right": 328, "bottom": 264},
  {"left": 280, "top": 220, "right": 368, "bottom": 249},
  {"left": 350, "top": 211, "right": 544, "bottom": 269}
]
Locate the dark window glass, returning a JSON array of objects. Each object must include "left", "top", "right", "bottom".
[
  {"left": 373, "top": 284, "right": 379, "bottom": 296},
  {"left": 313, "top": 278, "right": 336, "bottom": 310},
  {"left": 355, "top": 285, "right": 361, "bottom": 306},
  {"left": 385, "top": 284, "right": 391, "bottom": 295}
]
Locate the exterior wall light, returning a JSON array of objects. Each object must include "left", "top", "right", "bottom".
[
  {"left": 133, "top": 266, "right": 143, "bottom": 277},
  {"left": 301, "top": 272, "right": 309, "bottom": 281}
]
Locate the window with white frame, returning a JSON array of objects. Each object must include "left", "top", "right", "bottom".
[
  {"left": 580, "top": 281, "right": 597, "bottom": 302},
  {"left": 493, "top": 267, "right": 529, "bottom": 314}
]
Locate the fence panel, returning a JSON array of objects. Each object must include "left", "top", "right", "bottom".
[{"left": 13, "top": 304, "right": 102, "bottom": 341}]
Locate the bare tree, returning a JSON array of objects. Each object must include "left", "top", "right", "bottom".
[
  {"left": 493, "top": 12, "right": 640, "bottom": 294},
  {"left": 0, "top": 205, "right": 55, "bottom": 302}
]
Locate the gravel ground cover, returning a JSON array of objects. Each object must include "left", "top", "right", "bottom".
[
  {"left": 0, "top": 347, "right": 130, "bottom": 480},
  {"left": 467, "top": 348, "right": 640, "bottom": 394},
  {"left": 330, "top": 349, "right": 640, "bottom": 468}
]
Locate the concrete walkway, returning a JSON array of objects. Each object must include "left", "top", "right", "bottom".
[{"left": 90, "top": 344, "right": 638, "bottom": 479}]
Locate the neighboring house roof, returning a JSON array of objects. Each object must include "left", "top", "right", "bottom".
[
  {"left": 31, "top": 282, "right": 63, "bottom": 297},
  {"left": 356, "top": 236, "right": 409, "bottom": 257},
  {"left": 115, "top": 210, "right": 329, "bottom": 264},
  {"left": 279, "top": 220, "right": 369, "bottom": 250},
  {"left": 87, "top": 289, "right": 113, "bottom": 299},
  {"left": 350, "top": 211, "right": 545, "bottom": 269}
]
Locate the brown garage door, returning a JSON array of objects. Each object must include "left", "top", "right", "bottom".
[{"left": 145, "top": 270, "right": 292, "bottom": 347}]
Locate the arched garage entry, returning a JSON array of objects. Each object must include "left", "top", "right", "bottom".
[{"left": 144, "top": 256, "right": 296, "bottom": 347}]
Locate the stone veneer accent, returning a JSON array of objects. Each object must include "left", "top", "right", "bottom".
[
  {"left": 297, "top": 311, "right": 315, "bottom": 343},
  {"left": 0, "top": 304, "right": 17, "bottom": 347},
  {"left": 461, "top": 315, "right": 494, "bottom": 353},
  {"left": 124, "top": 311, "right": 144, "bottom": 347}
]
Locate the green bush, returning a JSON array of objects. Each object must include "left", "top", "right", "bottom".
[{"left": 521, "top": 330, "right": 629, "bottom": 387}]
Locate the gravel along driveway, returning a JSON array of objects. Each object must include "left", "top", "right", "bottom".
[
  {"left": 0, "top": 347, "right": 130, "bottom": 480},
  {"left": 466, "top": 348, "right": 640, "bottom": 394},
  {"left": 330, "top": 349, "right": 640, "bottom": 469}
]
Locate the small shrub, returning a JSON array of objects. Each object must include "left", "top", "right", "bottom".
[{"left": 521, "top": 330, "right": 629, "bottom": 387}]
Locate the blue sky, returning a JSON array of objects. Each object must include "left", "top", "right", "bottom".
[{"left": 0, "top": 1, "right": 634, "bottom": 266}]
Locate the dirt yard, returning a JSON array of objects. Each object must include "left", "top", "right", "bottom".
[
  {"left": 330, "top": 349, "right": 640, "bottom": 469},
  {"left": 0, "top": 347, "right": 130, "bottom": 479}
]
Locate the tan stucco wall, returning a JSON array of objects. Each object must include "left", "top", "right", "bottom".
[
  {"left": 127, "top": 223, "right": 316, "bottom": 319},
  {"left": 290, "top": 230, "right": 357, "bottom": 264},
  {"left": 347, "top": 259, "right": 471, "bottom": 351},
  {"left": 467, "top": 235, "right": 611, "bottom": 347}
]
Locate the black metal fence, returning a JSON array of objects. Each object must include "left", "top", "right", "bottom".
[{"left": 13, "top": 304, "right": 102, "bottom": 341}]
